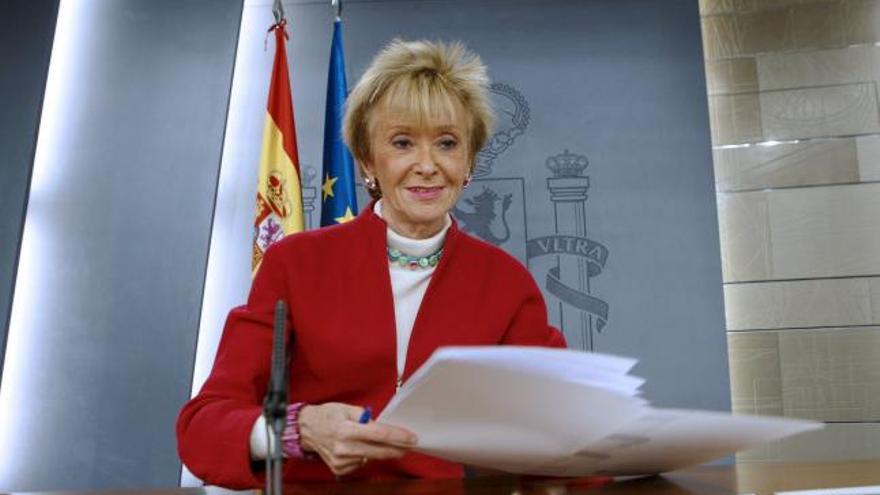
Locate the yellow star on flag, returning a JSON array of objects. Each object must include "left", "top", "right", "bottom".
[
  {"left": 335, "top": 207, "right": 355, "bottom": 224},
  {"left": 322, "top": 173, "right": 338, "bottom": 202}
]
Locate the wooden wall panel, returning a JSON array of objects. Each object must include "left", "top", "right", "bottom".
[
  {"left": 769, "top": 183, "right": 880, "bottom": 279},
  {"left": 703, "top": 0, "right": 880, "bottom": 462},
  {"left": 724, "top": 277, "right": 880, "bottom": 330},
  {"left": 705, "top": 58, "right": 758, "bottom": 95},
  {"left": 760, "top": 83, "right": 880, "bottom": 140},
  {"left": 719, "top": 183, "right": 880, "bottom": 281},
  {"left": 701, "top": 14, "right": 744, "bottom": 59},
  {"left": 845, "top": 0, "right": 880, "bottom": 44},
  {"left": 700, "top": 1, "right": 880, "bottom": 59},
  {"left": 738, "top": 8, "right": 796, "bottom": 55},
  {"left": 756, "top": 45, "right": 875, "bottom": 91},
  {"left": 780, "top": 328, "right": 880, "bottom": 421},
  {"left": 791, "top": 2, "right": 848, "bottom": 49},
  {"left": 729, "top": 328, "right": 880, "bottom": 421},
  {"left": 709, "top": 93, "right": 764, "bottom": 144},
  {"left": 713, "top": 138, "right": 860, "bottom": 192},
  {"left": 728, "top": 332, "right": 784, "bottom": 415},
  {"left": 856, "top": 135, "right": 880, "bottom": 180},
  {"left": 717, "top": 190, "right": 772, "bottom": 282},
  {"left": 701, "top": 0, "right": 829, "bottom": 17}
]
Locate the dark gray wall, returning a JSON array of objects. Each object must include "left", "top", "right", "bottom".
[
  {"left": 0, "top": 0, "right": 59, "bottom": 385},
  {"left": 0, "top": 0, "right": 242, "bottom": 491}
]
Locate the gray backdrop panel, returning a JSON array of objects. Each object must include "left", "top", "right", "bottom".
[
  {"left": 0, "top": 0, "right": 242, "bottom": 491},
  {"left": 0, "top": 0, "right": 59, "bottom": 385},
  {"left": 205, "top": 0, "right": 728, "bottom": 426},
  {"left": 299, "top": 0, "right": 730, "bottom": 410},
  {"left": 200, "top": 0, "right": 729, "bottom": 462}
]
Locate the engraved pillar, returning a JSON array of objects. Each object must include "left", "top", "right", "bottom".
[
  {"left": 546, "top": 151, "right": 595, "bottom": 350},
  {"left": 301, "top": 166, "right": 317, "bottom": 230}
]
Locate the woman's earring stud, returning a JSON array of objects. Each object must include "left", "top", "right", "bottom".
[
  {"left": 462, "top": 174, "right": 472, "bottom": 189},
  {"left": 364, "top": 176, "right": 377, "bottom": 190}
]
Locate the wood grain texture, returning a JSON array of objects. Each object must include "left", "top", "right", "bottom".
[
  {"left": 709, "top": 93, "right": 764, "bottom": 144},
  {"left": 704, "top": 0, "right": 880, "bottom": 464},
  {"left": 700, "top": 1, "right": 877, "bottom": 59},
  {"left": 719, "top": 182, "right": 880, "bottom": 281},
  {"left": 844, "top": 0, "right": 880, "bottom": 45},
  {"left": 701, "top": 14, "right": 745, "bottom": 59},
  {"left": 724, "top": 277, "right": 880, "bottom": 330},
  {"left": 760, "top": 83, "right": 880, "bottom": 140},
  {"left": 728, "top": 331, "right": 784, "bottom": 416},
  {"left": 756, "top": 45, "right": 876, "bottom": 91},
  {"left": 713, "top": 138, "right": 860, "bottom": 192},
  {"left": 856, "top": 134, "right": 880, "bottom": 180},
  {"left": 791, "top": 1, "right": 848, "bottom": 49},
  {"left": 779, "top": 327, "right": 880, "bottom": 421},
  {"left": 701, "top": 0, "right": 847, "bottom": 16},
  {"left": 768, "top": 182, "right": 880, "bottom": 279},
  {"left": 729, "top": 327, "right": 880, "bottom": 422},
  {"left": 717, "top": 190, "right": 773, "bottom": 282},
  {"left": 705, "top": 57, "right": 759, "bottom": 95}
]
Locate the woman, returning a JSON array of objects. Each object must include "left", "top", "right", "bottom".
[{"left": 177, "top": 39, "right": 565, "bottom": 488}]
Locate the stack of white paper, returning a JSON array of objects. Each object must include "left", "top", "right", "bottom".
[{"left": 378, "top": 346, "right": 822, "bottom": 477}]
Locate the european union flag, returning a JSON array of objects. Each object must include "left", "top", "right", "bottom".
[{"left": 320, "top": 19, "right": 358, "bottom": 226}]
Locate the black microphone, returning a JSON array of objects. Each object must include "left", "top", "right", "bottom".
[
  {"left": 263, "top": 300, "right": 291, "bottom": 495},
  {"left": 264, "top": 300, "right": 289, "bottom": 421}
]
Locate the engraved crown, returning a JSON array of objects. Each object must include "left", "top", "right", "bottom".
[{"left": 546, "top": 149, "right": 589, "bottom": 177}]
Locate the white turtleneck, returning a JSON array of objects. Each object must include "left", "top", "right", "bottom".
[
  {"left": 250, "top": 200, "right": 451, "bottom": 459},
  {"left": 374, "top": 199, "right": 451, "bottom": 380}
]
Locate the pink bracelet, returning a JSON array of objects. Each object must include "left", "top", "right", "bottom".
[{"left": 281, "top": 402, "right": 314, "bottom": 460}]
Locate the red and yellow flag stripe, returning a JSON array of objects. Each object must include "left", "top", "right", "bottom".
[{"left": 252, "top": 21, "right": 304, "bottom": 275}]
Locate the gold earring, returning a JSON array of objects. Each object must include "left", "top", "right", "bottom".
[{"left": 462, "top": 174, "right": 472, "bottom": 189}]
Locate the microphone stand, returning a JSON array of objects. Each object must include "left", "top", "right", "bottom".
[{"left": 264, "top": 300, "right": 290, "bottom": 495}]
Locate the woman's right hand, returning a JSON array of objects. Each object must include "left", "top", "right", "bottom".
[{"left": 298, "top": 402, "right": 418, "bottom": 476}]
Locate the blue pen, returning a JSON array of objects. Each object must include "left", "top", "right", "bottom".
[{"left": 358, "top": 406, "right": 372, "bottom": 424}]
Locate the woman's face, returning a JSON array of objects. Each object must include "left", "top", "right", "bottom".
[{"left": 363, "top": 99, "right": 471, "bottom": 239}]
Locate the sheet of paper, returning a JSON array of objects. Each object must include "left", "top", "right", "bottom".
[
  {"left": 379, "top": 350, "right": 646, "bottom": 471},
  {"left": 379, "top": 346, "right": 823, "bottom": 477},
  {"left": 404, "top": 346, "right": 644, "bottom": 392},
  {"left": 525, "top": 408, "right": 822, "bottom": 477},
  {"left": 400, "top": 346, "right": 643, "bottom": 397}
]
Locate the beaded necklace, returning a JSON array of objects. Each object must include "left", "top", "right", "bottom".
[{"left": 387, "top": 246, "right": 443, "bottom": 270}]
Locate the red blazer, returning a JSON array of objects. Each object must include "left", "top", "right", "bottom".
[{"left": 177, "top": 204, "right": 566, "bottom": 488}]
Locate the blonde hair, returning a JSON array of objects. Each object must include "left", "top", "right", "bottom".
[{"left": 343, "top": 39, "right": 494, "bottom": 193}]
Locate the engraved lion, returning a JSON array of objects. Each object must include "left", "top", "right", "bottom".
[{"left": 453, "top": 187, "right": 513, "bottom": 246}]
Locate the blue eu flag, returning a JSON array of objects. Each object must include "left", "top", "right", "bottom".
[{"left": 320, "top": 19, "right": 358, "bottom": 226}]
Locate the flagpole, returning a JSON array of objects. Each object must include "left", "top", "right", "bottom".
[
  {"left": 259, "top": 3, "right": 302, "bottom": 491},
  {"left": 332, "top": 0, "right": 342, "bottom": 21}
]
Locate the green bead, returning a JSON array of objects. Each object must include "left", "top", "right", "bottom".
[{"left": 387, "top": 246, "right": 442, "bottom": 269}]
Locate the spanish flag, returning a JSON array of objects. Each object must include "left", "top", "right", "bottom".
[{"left": 252, "top": 20, "right": 304, "bottom": 275}]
